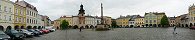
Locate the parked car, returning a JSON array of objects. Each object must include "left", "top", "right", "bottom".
[
  {"left": 48, "top": 28, "right": 56, "bottom": 32},
  {"left": 5, "top": 30, "right": 24, "bottom": 40},
  {"left": 0, "top": 31, "right": 10, "bottom": 40},
  {"left": 34, "top": 29, "right": 43, "bottom": 35},
  {"left": 190, "top": 26, "right": 195, "bottom": 29},
  {"left": 40, "top": 29, "right": 50, "bottom": 34},
  {"left": 27, "top": 29, "right": 40, "bottom": 36},
  {"left": 17, "top": 29, "right": 34, "bottom": 37}
]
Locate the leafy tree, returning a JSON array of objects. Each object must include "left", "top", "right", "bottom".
[
  {"left": 60, "top": 20, "right": 69, "bottom": 30},
  {"left": 160, "top": 15, "right": 169, "bottom": 27},
  {"left": 111, "top": 20, "right": 117, "bottom": 28}
]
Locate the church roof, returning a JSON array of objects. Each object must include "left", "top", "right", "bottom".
[{"left": 78, "top": 4, "right": 85, "bottom": 14}]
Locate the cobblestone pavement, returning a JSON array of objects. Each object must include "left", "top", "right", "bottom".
[{"left": 24, "top": 27, "right": 195, "bottom": 40}]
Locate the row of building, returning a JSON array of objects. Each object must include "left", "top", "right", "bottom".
[
  {"left": 115, "top": 12, "right": 166, "bottom": 28},
  {"left": 115, "top": 4, "right": 195, "bottom": 28},
  {"left": 53, "top": 4, "right": 112, "bottom": 29},
  {"left": 0, "top": 0, "right": 52, "bottom": 31}
]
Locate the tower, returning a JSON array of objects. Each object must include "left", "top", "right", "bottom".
[{"left": 78, "top": 4, "right": 85, "bottom": 28}]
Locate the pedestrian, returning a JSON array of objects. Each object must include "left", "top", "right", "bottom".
[
  {"left": 91, "top": 26, "right": 94, "bottom": 30},
  {"left": 80, "top": 26, "right": 83, "bottom": 32},
  {"left": 173, "top": 26, "right": 177, "bottom": 34}
]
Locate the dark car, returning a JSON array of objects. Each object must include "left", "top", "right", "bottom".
[
  {"left": 27, "top": 29, "right": 40, "bottom": 36},
  {"left": 5, "top": 30, "right": 24, "bottom": 40},
  {"left": 17, "top": 29, "right": 34, "bottom": 37},
  {"left": 34, "top": 29, "right": 43, "bottom": 35},
  {"left": 0, "top": 31, "right": 10, "bottom": 40}
]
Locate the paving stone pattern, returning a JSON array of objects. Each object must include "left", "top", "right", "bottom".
[{"left": 24, "top": 27, "right": 195, "bottom": 40}]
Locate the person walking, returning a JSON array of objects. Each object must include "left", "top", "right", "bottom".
[
  {"left": 80, "top": 26, "right": 83, "bottom": 32},
  {"left": 173, "top": 26, "right": 177, "bottom": 34}
]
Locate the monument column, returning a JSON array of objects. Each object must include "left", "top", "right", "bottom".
[
  {"left": 96, "top": 3, "right": 110, "bottom": 31},
  {"left": 101, "top": 3, "right": 104, "bottom": 24}
]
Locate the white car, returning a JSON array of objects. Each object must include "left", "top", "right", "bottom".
[{"left": 49, "top": 28, "right": 56, "bottom": 32}]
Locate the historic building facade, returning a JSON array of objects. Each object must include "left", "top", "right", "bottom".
[
  {"left": 53, "top": 4, "right": 111, "bottom": 29},
  {"left": 0, "top": 0, "right": 14, "bottom": 31},
  {"left": 135, "top": 17, "right": 144, "bottom": 27},
  {"left": 175, "top": 4, "right": 195, "bottom": 27},
  {"left": 144, "top": 12, "right": 166, "bottom": 27},
  {"left": 188, "top": 4, "right": 195, "bottom": 27},
  {"left": 128, "top": 15, "right": 141, "bottom": 27},
  {"left": 14, "top": 0, "right": 27, "bottom": 29},
  {"left": 169, "top": 17, "right": 176, "bottom": 27},
  {"left": 116, "top": 15, "right": 130, "bottom": 27},
  {"left": 103, "top": 16, "right": 112, "bottom": 26},
  {"left": 175, "top": 14, "right": 189, "bottom": 27},
  {"left": 15, "top": 0, "right": 40, "bottom": 29}
]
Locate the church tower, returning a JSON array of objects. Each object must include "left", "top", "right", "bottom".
[
  {"left": 78, "top": 4, "right": 85, "bottom": 16},
  {"left": 78, "top": 4, "right": 85, "bottom": 28}
]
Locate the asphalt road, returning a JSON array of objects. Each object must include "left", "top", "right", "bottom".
[{"left": 24, "top": 27, "right": 195, "bottom": 40}]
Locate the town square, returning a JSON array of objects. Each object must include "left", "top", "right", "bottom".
[{"left": 1, "top": 0, "right": 195, "bottom": 40}]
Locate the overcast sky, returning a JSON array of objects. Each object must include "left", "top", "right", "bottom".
[{"left": 10, "top": 0, "right": 195, "bottom": 21}]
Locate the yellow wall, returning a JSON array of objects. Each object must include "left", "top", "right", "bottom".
[
  {"left": 116, "top": 18, "right": 130, "bottom": 27},
  {"left": 135, "top": 18, "right": 144, "bottom": 26},
  {"left": 14, "top": 4, "right": 26, "bottom": 28}
]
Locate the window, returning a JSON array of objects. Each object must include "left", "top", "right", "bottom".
[
  {"left": 27, "top": 19, "right": 29, "bottom": 23},
  {"left": 18, "top": 9, "right": 20, "bottom": 15},
  {"left": 30, "top": 19, "right": 31, "bottom": 23},
  {"left": 16, "top": 17, "right": 18, "bottom": 22},
  {"left": 30, "top": 11, "right": 32, "bottom": 16},
  {"left": 0, "top": 5, "right": 1, "bottom": 11},
  {"left": 19, "top": 18, "right": 21, "bottom": 22},
  {"left": 146, "top": 20, "right": 148, "bottom": 23},
  {"left": 4, "top": 15, "right": 6, "bottom": 21},
  {"left": 154, "top": 20, "right": 156, "bottom": 22},
  {"left": 9, "top": 16, "right": 11, "bottom": 21},
  {"left": 20, "top": 9, "right": 22, "bottom": 15},
  {"left": 150, "top": 20, "right": 152, "bottom": 23},
  {"left": 9, "top": 8, "right": 11, "bottom": 13},
  {"left": 0, "top": 14, "right": 1, "bottom": 20},
  {"left": 15, "top": 9, "right": 18, "bottom": 15},
  {"left": 4, "top": 6, "right": 7, "bottom": 12}
]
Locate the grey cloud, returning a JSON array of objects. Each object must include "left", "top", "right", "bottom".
[{"left": 10, "top": 0, "right": 195, "bottom": 21}]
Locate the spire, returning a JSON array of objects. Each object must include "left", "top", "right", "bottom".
[
  {"left": 80, "top": 4, "right": 84, "bottom": 10},
  {"left": 78, "top": 4, "right": 85, "bottom": 14}
]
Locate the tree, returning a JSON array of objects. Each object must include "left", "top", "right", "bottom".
[
  {"left": 160, "top": 15, "right": 169, "bottom": 27},
  {"left": 111, "top": 20, "right": 117, "bottom": 28},
  {"left": 60, "top": 20, "right": 69, "bottom": 30}
]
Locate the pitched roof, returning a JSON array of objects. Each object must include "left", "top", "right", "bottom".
[
  {"left": 128, "top": 15, "right": 141, "bottom": 21},
  {"left": 145, "top": 12, "right": 165, "bottom": 15},
  {"left": 16, "top": 1, "right": 38, "bottom": 11}
]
